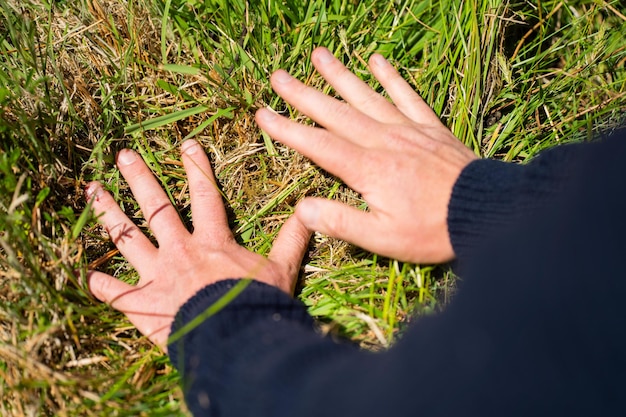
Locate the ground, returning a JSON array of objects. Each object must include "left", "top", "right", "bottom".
[{"left": 0, "top": 0, "right": 625, "bottom": 415}]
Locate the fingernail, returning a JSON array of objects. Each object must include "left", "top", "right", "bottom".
[
  {"left": 316, "top": 48, "right": 334, "bottom": 64},
  {"left": 181, "top": 139, "right": 199, "bottom": 155},
  {"left": 117, "top": 149, "right": 137, "bottom": 166},
  {"left": 258, "top": 108, "right": 277, "bottom": 122},
  {"left": 85, "top": 182, "right": 102, "bottom": 200},
  {"left": 298, "top": 200, "right": 319, "bottom": 227},
  {"left": 273, "top": 70, "right": 292, "bottom": 84},
  {"left": 371, "top": 54, "right": 388, "bottom": 68}
]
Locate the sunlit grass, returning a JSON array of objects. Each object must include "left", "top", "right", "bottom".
[{"left": 1, "top": 0, "right": 625, "bottom": 414}]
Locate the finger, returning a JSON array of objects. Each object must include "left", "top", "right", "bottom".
[
  {"left": 295, "top": 197, "right": 384, "bottom": 252},
  {"left": 86, "top": 182, "right": 158, "bottom": 269},
  {"left": 269, "top": 69, "right": 383, "bottom": 147},
  {"left": 88, "top": 270, "right": 137, "bottom": 305},
  {"left": 311, "top": 47, "right": 409, "bottom": 126},
  {"left": 116, "top": 149, "right": 188, "bottom": 243},
  {"left": 181, "top": 140, "right": 231, "bottom": 241},
  {"left": 256, "top": 109, "right": 367, "bottom": 190},
  {"left": 88, "top": 271, "right": 171, "bottom": 350},
  {"left": 268, "top": 215, "right": 312, "bottom": 292},
  {"left": 368, "top": 54, "right": 442, "bottom": 126}
]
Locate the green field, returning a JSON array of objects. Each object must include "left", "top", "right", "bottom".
[{"left": 1, "top": 0, "right": 625, "bottom": 415}]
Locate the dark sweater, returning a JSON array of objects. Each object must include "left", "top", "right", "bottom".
[{"left": 168, "top": 128, "right": 626, "bottom": 416}]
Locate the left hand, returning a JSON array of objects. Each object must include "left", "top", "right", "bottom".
[{"left": 85, "top": 140, "right": 311, "bottom": 351}]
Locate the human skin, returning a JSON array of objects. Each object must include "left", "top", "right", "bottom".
[
  {"left": 256, "top": 47, "right": 477, "bottom": 263},
  {"left": 85, "top": 140, "right": 311, "bottom": 350},
  {"left": 86, "top": 47, "right": 476, "bottom": 350}
]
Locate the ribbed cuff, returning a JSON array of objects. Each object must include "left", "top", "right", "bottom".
[
  {"left": 448, "top": 143, "right": 584, "bottom": 260},
  {"left": 448, "top": 159, "right": 525, "bottom": 259},
  {"left": 168, "top": 279, "right": 314, "bottom": 372}
]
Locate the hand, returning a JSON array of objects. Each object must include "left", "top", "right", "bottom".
[
  {"left": 255, "top": 47, "right": 477, "bottom": 264},
  {"left": 85, "top": 140, "right": 311, "bottom": 350}
]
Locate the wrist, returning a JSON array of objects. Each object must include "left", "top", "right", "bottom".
[{"left": 447, "top": 159, "right": 524, "bottom": 259}]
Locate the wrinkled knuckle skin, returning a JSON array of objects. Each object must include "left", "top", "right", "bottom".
[
  {"left": 127, "top": 170, "right": 154, "bottom": 185},
  {"left": 324, "top": 208, "right": 348, "bottom": 238},
  {"left": 143, "top": 198, "right": 171, "bottom": 220},
  {"left": 90, "top": 276, "right": 110, "bottom": 303},
  {"left": 191, "top": 183, "right": 223, "bottom": 207},
  {"left": 164, "top": 235, "right": 191, "bottom": 256},
  {"left": 309, "top": 129, "right": 336, "bottom": 156},
  {"left": 331, "top": 102, "right": 353, "bottom": 123},
  {"left": 382, "top": 126, "right": 415, "bottom": 149},
  {"left": 360, "top": 90, "right": 382, "bottom": 110}
]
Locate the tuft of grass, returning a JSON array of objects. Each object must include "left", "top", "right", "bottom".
[{"left": 0, "top": 0, "right": 624, "bottom": 414}]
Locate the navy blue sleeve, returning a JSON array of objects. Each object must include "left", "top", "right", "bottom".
[
  {"left": 167, "top": 280, "right": 362, "bottom": 416},
  {"left": 168, "top": 129, "right": 626, "bottom": 417},
  {"left": 448, "top": 142, "right": 585, "bottom": 259}
]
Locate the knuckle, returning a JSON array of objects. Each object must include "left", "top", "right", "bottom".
[
  {"left": 327, "top": 101, "right": 353, "bottom": 122},
  {"left": 192, "top": 181, "right": 220, "bottom": 200},
  {"left": 124, "top": 167, "right": 153, "bottom": 185},
  {"left": 310, "top": 128, "right": 336, "bottom": 155},
  {"left": 90, "top": 276, "right": 111, "bottom": 302},
  {"left": 384, "top": 125, "right": 442, "bottom": 153},
  {"left": 323, "top": 208, "right": 348, "bottom": 237},
  {"left": 201, "top": 232, "right": 234, "bottom": 251},
  {"left": 164, "top": 233, "right": 190, "bottom": 254},
  {"left": 143, "top": 197, "right": 172, "bottom": 220},
  {"left": 382, "top": 126, "right": 411, "bottom": 147},
  {"left": 358, "top": 90, "right": 383, "bottom": 110}
]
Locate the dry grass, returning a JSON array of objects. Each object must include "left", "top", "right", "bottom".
[{"left": 1, "top": 0, "right": 625, "bottom": 415}]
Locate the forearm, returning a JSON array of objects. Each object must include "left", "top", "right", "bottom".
[
  {"left": 168, "top": 279, "right": 467, "bottom": 417},
  {"left": 168, "top": 280, "right": 362, "bottom": 416}
]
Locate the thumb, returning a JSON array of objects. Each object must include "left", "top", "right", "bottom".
[
  {"left": 268, "top": 215, "right": 312, "bottom": 290},
  {"left": 295, "top": 197, "right": 375, "bottom": 249}
]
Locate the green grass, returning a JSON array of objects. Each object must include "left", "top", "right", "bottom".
[{"left": 1, "top": 0, "right": 625, "bottom": 414}]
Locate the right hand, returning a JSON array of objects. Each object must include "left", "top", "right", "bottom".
[{"left": 255, "top": 47, "right": 477, "bottom": 264}]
